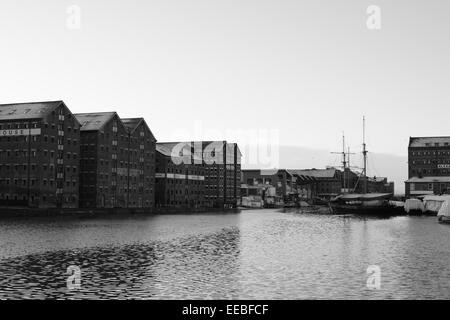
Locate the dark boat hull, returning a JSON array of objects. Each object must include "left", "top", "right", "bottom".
[
  {"left": 438, "top": 216, "right": 450, "bottom": 224},
  {"left": 330, "top": 204, "right": 404, "bottom": 216}
]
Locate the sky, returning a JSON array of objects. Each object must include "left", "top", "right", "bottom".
[{"left": 1, "top": 0, "right": 450, "bottom": 194}]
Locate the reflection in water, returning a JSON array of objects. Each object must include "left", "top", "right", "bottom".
[
  {"left": 0, "top": 228, "right": 240, "bottom": 299},
  {"left": 0, "top": 210, "right": 450, "bottom": 299}
]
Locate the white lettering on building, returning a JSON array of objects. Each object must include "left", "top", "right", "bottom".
[{"left": 0, "top": 128, "right": 41, "bottom": 137}]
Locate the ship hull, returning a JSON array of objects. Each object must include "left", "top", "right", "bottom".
[
  {"left": 438, "top": 216, "right": 450, "bottom": 224},
  {"left": 330, "top": 203, "right": 404, "bottom": 216}
]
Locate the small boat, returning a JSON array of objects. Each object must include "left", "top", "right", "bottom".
[
  {"left": 404, "top": 198, "right": 425, "bottom": 215},
  {"left": 437, "top": 199, "right": 450, "bottom": 224},
  {"left": 438, "top": 215, "right": 450, "bottom": 224},
  {"left": 422, "top": 195, "right": 450, "bottom": 215},
  {"left": 241, "top": 196, "right": 264, "bottom": 209},
  {"left": 330, "top": 193, "right": 402, "bottom": 215}
]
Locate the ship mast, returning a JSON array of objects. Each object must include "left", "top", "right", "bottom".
[
  {"left": 332, "top": 133, "right": 349, "bottom": 193},
  {"left": 342, "top": 133, "right": 347, "bottom": 191},
  {"left": 362, "top": 116, "right": 368, "bottom": 194}
]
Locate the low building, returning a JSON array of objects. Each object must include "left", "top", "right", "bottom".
[
  {"left": 289, "top": 168, "right": 342, "bottom": 199},
  {"left": 155, "top": 143, "right": 205, "bottom": 207},
  {"left": 242, "top": 169, "right": 296, "bottom": 201},
  {"left": 406, "top": 136, "right": 450, "bottom": 197},
  {"left": 294, "top": 174, "right": 318, "bottom": 200},
  {"left": 406, "top": 176, "right": 450, "bottom": 197},
  {"left": 0, "top": 101, "right": 80, "bottom": 208},
  {"left": 366, "top": 176, "right": 395, "bottom": 194}
]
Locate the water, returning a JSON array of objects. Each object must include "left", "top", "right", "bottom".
[{"left": 0, "top": 209, "right": 449, "bottom": 299}]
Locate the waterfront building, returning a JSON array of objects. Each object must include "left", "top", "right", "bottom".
[
  {"left": 203, "top": 141, "right": 241, "bottom": 208},
  {"left": 366, "top": 176, "right": 395, "bottom": 194},
  {"left": 75, "top": 112, "right": 131, "bottom": 208},
  {"left": 294, "top": 173, "right": 318, "bottom": 200},
  {"left": 122, "top": 118, "right": 157, "bottom": 208},
  {"left": 406, "top": 136, "right": 450, "bottom": 197},
  {"left": 0, "top": 101, "right": 80, "bottom": 208},
  {"left": 155, "top": 143, "right": 205, "bottom": 207},
  {"left": 156, "top": 141, "right": 242, "bottom": 208},
  {"left": 289, "top": 168, "right": 343, "bottom": 200},
  {"left": 241, "top": 169, "right": 296, "bottom": 201}
]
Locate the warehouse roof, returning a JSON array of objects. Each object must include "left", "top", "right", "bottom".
[
  {"left": 122, "top": 117, "right": 156, "bottom": 141},
  {"left": 409, "top": 136, "right": 450, "bottom": 148},
  {"left": 368, "top": 176, "right": 388, "bottom": 183},
  {"left": 289, "top": 168, "right": 338, "bottom": 179},
  {"left": 122, "top": 118, "right": 142, "bottom": 131},
  {"left": 294, "top": 174, "right": 317, "bottom": 182},
  {"left": 156, "top": 142, "right": 203, "bottom": 162},
  {"left": 406, "top": 176, "right": 450, "bottom": 183},
  {"left": 0, "top": 101, "right": 65, "bottom": 120},
  {"left": 75, "top": 112, "right": 117, "bottom": 131}
]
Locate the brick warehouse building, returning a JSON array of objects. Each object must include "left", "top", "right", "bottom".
[
  {"left": 155, "top": 141, "right": 241, "bottom": 208},
  {"left": 290, "top": 168, "right": 343, "bottom": 199},
  {"left": 75, "top": 113, "right": 156, "bottom": 208},
  {"left": 76, "top": 112, "right": 129, "bottom": 208},
  {"left": 406, "top": 136, "right": 450, "bottom": 197},
  {"left": 155, "top": 143, "right": 206, "bottom": 207},
  {"left": 0, "top": 101, "right": 80, "bottom": 208},
  {"left": 122, "top": 118, "right": 157, "bottom": 208}
]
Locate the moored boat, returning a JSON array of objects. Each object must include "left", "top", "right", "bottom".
[
  {"left": 404, "top": 198, "right": 425, "bottom": 215},
  {"left": 329, "top": 117, "right": 403, "bottom": 216},
  {"left": 422, "top": 195, "right": 450, "bottom": 215},
  {"left": 428, "top": 195, "right": 450, "bottom": 223},
  {"left": 330, "top": 193, "right": 402, "bottom": 215}
]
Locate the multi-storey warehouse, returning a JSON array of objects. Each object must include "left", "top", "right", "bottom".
[
  {"left": 122, "top": 118, "right": 156, "bottom": 208},
  {"left": 406, "top": 136, "right": 450, "bottom": 197},
  {"left": 155, "top": 141, "right": 241, "bottom": 208},
  {"left": 155, "top": 143, "right": 206, "bottom": 207},
  {"left": 0, "top": 101, "right": 80, "bottom": 208},
  {"left": 75, "top": 113, "right": 157, "bottom": 208},
  {"left": 75, "top": 112, "right": 130, "bottom": 208}
]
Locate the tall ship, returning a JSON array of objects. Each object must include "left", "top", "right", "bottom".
[{"left": 329, "top": 117, "right": 403, "bottom": 215}]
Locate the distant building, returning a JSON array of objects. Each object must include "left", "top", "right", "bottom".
[
  {"left": 294, "top": 174, "right": 318, "bottom": 200},
  {"left": 342, "top": 168, "right": 359, "bottom": 193},
  {"left": 366, "top": 176, "right": 395, "bottom": 194},
  {"left": 156, "top": 141, "right": 242, "bottom": 208},
  {"left": 289, "top": 168, "right": 342, "bottom": 199},
  {"left": 155, "top": 143, "right": 205, "bottom": 208},
  {"left": 122, "top": 118, "right": 157, "bottom": 208},
  {"left": 0, "top": 101, "right": 80, "bottom": 208},
  {"left": 406, "top": 136, "right": 450, "bottom": 197},
  {"left": 241, "top": 169, "right": 296, "bottom": 201}
]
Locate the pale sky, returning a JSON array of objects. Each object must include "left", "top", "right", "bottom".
[{"left": 1, "top": 0, "right": 450, "bottom": 193}]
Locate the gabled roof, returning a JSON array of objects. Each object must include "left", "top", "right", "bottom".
[
  {"left": 122, "top": 117, "right": 156, "bottom": 141},
  {"left": 409, "top": 136, "right": 450, "bottom": 148},
  {"left": 156, "top": 142, "right": 185, "bottom": 157},
  {"left": 0, "top": 101, "right": 64, "bottom": 121},
  {"left": 289, "top": 168, "right": 338, "bottom": 178},
  {"left": 406, "top": 176, "right": 450, "bottom": 183},
  {"left": 160, "top": 141, "right": 242, "bottom": 157},
  {"left": 368, "top": 176, "right": 388, "bottom": 183},
  {"left": 122, "top": 118, "right": 142, "bottom": 131},
  {"left": 241, "top": 169, "right": 295, "bottom": 177},
  {"left": 294, "top": 174, "right": 317, "bottom": 182},
  {"left": 74, "top": 112, "right": 117, "bottom": 131},
  {"left": 156, "top": 142, "right": 203, "bottom": 162}
]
